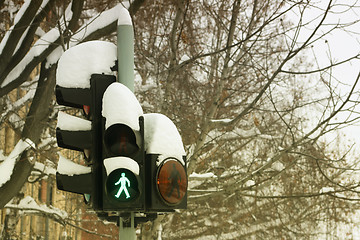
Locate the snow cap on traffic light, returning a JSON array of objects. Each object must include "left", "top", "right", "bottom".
[
  {"left": 144, "top": 113, "right": 185, "bottom": 164},
  {"left": 56, "top": 41, "right": 117, "bottom": 89},
  {"left": 102, "top": 82, "right": 143, "bottom": 131}
]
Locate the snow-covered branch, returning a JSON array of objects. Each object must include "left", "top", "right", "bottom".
[
  {"left": 5, "top": 196, "right": 68, "bottom": 223},
  {"left": 0, "top": 139, "right": 35, "bottom": 188},
  {"left": 4, "top": 196, "right": 115, "bottom": 238}
]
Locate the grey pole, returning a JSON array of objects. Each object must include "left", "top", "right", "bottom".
[
  {"left": 117, "top": 6, "right": 135, "bottom": 92},
  {"left": 119, "top": 212, "right": 136, "bottom": 240},
  {"left": 117, "top": 6, "right": 137, "bottom": 239}
]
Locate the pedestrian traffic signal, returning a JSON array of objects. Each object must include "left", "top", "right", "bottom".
[
  {"left": 145, "top": 155, "right": 187, "bottom": 211},
  {"left": 143, "top": 113, "right": 187, "bottom": 212},
  {"left": 106, "top": 169, "right": 139, "bottom": 202},
  {"left": 101, "top": 82, "right": 145, "bottom": 211},
  {"left": 156, "top": 158, "right": 187, "bottom": 205}
]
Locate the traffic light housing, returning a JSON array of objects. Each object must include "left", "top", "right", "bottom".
[
  {"left": 145, "top": 155, "right": 187, "bottom": 211},
  {"left": 55, "top": 40, "right": 187, "bottom": 215},
  {"left": 101, "top": 82, "right": 145, "bottom": 211},
  {"left": 55, "top": 74, "right": 116, "bottom": 210},
  {"left": 143, "top": 113, "right": 187, "bottom": 212},
  {"left": 55, "top": 85, "right": 93, "bottom": 196}
]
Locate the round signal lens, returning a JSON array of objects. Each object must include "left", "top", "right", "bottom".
[
  {"left": 156, "top": 159, "right": 187, "bottom": 205},
  {"left": 106, "top": 168, "right": 139, "bottom": 203},
  {"left": 104, "top": 124, "right": 139, "bottom": 157}
]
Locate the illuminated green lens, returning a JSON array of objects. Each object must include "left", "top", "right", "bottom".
[{"left": 106, "top": 168, "right": 139, "bottom": 202}]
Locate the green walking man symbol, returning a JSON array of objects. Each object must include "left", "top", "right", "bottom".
[{"left": 115, "top": 172, "right": 130, "bottom": 199}]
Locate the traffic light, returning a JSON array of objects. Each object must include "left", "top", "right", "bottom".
[
  {"left": 55, "top": 82, "right": 93, "bottom": 196},
  {"left": 143, "top": 113, "right": 187, "bottom": 212},
  {"left": 54, "top": 39, "right": 120, "bottom": 211},
  {"left": 101, "top": 82, "right": 145, "bottom": 211},
  {"left": 55, "top": 40, "right": 187, "bottom": 215},
  {"left": 55, "top": 73, "right": 116, "bottom": 209}
]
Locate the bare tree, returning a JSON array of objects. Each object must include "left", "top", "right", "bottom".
[{"left": 134, "top": 0, "right": 360, "bottom": 238}]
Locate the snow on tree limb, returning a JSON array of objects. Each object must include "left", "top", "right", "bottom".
[
  {"left": 0, "top": 79, "right": 37, "bottom": 124},
  {"left": 0, "top": 139, "right": 35, "bottom": 188},
  {"left": 5, "top": 196, "right": 68, "bottom": 222},
  {"left": 5, "top": 195, "right": 115, "bottom": 238},
  {"left": 0, "top": 3, "right": 125, "bottom": 97},
  {"left": 30, "top": 161, "right": 57, "bottom": 181},
  {"left": 71, "top": 4, "right": 124, "bottom": 42},
  {"left": 0, "top": 0, "right": 55, "bottom": 87},
  {"left": 0, "top": 0, "right": 39, "bottom": 56}
]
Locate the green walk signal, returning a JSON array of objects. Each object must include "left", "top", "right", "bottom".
[{"left": 106, "top": 168, "right": 139, "bottom": 202}]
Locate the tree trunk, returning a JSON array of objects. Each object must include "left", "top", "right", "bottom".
[
  {"left": 0, "top": 64, "right": 56, "bottom": 208},
  {"left": 1, "top": 193, "right": 23, "bottom": 239}
]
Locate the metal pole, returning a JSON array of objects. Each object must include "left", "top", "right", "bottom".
[
  {"left": 119, "top": 212, "right": 136, "bottom": 240},
  {"left": 117, "top": 7, "right": 136, "bottom": 239},
  {"left": 117, "top": 6, "right": 134, "bottom": 92}
]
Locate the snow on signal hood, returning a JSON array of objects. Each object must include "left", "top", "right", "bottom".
[
  {"left": 143, "top": 113, "right": 186, "bottom": 165},
  {"left": 56, "top": 41, "right": 117, "bottom": 89},
  {"left": 102, "top": 82, "right": 143, "bottom": 131}
]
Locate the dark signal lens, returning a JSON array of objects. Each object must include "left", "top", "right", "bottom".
[
  {"left": 104, "top": 124, "right": 139, "bottom": 157},
  {"left": 157, "top": 159, "right": 187, "bottom": 205}
]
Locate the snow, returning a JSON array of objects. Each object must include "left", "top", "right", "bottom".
[
  {"left": 57, "top": 154, "right": 91, "bottom": 176},
  {"left": 188, "top": 172, "right": 217, "bottom": 189},
  {"left": 271, "top": 161, "right": 284, "bottom": 171},
  {"left": 14, "top": 0, "right": 31, "bottom": 24},
  {"left": 0, "top": 0, "right": 31, "bottom": 55},
  {"left": 1, "top": 3, "right": 126, "bottom": 89},
  {"left": 0, "top": 82, "right": 37, "bottom": 124},
  {"left": 5, "top": 196, "right": 68, "bottom": 220},
  {"left": 102, "top": 82, "right": 143, "bottom": 130},
  {"left": 319, "top": 187, "right": 335, "bottom": 194},
  {"left": 117, "top": 5, "right": 132, "bottom": 25},
  {"left": 3, "top": 0, "right": 17, "bottom": 20},
  {"left": 102, "top": 85, "right": 186, "bottom": 165},
  {"left": 12, "top": 0, "right": 51, "bottom": 55},
  {"left": 143, "top": 113, "right": 186, "bottom": 164},
  {"left": 207, "top": 126, "right": 261, "bottom": 142},
  {"left": 103, "top": 157, "right": 140, "bottom": 175},
  {"left": 189, "top": 172, "right": 216, "bottom": 179},
  {"left": 210, "top": 118, "right": 232, "bottom": 124},
  {"left": 33, "top": 161, "right": 56, "bottom": 177},
  {"left": 56, "top": 41, "right": 117, "bottom": 89},
  {"left": 244, "top": 180, "right": 256, "bottom": 187},
  {"left": 57, "top": 111, "right": 91, "bottom": 131},
  {"left": 0, "top": 139, "right": 35, "bottom": 188},
  {"left": 179, "top": 54, "right": 191, "bottom": 64},
  {"left": 46, "top": 46, "right": 63, "bottom": 68},
  {"left": 71, "top": 4, "right": 126, "bottom": 42},
  {"left": 35, "top": 27, "right": 46, "bottom": 37},
  {"left": 1, "top": 28, "right": 61, "bottom": 88}
]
